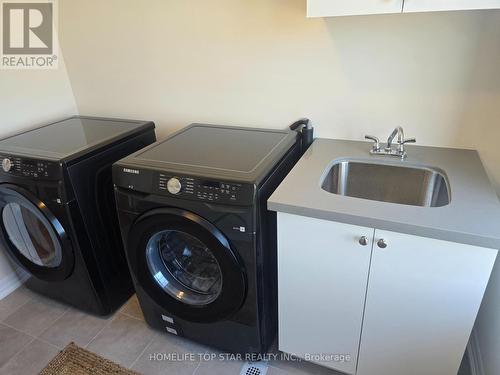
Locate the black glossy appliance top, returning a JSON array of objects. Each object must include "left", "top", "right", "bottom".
[
  {"left": 119, "top": 124, "right": 297, "bottom": 183},
  {"left": 0, "top": 116, "right": 154, "bottom": 161}
]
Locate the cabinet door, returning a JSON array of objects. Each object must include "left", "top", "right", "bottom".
[
  {"left": 277, "top": 213, "right": 374, "bottom": 374},
  {"left": 307, "top": 0, "right": 404, "bottom": 17},
  {"left": 357, "top": 230, "right": 498, "bottom": 375},
  {"left": 403, "top": 0, "right": 500, "bottom": 12}
]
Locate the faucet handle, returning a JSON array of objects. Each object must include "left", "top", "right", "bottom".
[
  {"left": 401, "top": 137, "right": 416, "bottom": 144},
  {"left": 397, "top": 137, "right": 416, "bottom": 155},
  {"left": 365, "top": 135, "right": 380, "bottom": 151}
]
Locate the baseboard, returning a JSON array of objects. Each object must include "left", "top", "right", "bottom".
[
  {"left": 467, "top": 329, "right": 485, "bottom": 375},
  {"left": 0, "top": 268, "right": 28, "bottom": 300}
]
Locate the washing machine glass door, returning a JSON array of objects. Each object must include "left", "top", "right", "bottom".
[
  {"left": 146, "top": 229, "right": 223, "bottom": 306},
  {"left": 0, "top": 185, "right": 74, "bottom": 281},
  {"left": 129, "top": 208, "right": 247, "bottom": 323}
]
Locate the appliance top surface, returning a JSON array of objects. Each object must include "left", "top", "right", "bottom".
[
  {"left": 121, "top": 124, "right": 297, "bottom": 182},
  {"left": 0, "top": 116, "right": 153, "bottom": 161}
]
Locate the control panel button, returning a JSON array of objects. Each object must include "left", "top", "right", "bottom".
[
  {"left": 167, "top": 177, "right": 182, "bottom": 194},
  {"left": 2, "top": 158, "right": 12, "bottom": 172}
]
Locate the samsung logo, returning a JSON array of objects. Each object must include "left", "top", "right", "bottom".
[{"left": 123, "top": 168, "right": 140, "bottom": 175}]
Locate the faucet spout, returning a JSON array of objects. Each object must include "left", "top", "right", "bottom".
[{"left": 386, "top": 126, "right": 404, "bottom": 151}]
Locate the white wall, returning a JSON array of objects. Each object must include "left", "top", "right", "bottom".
[
  {"left": 58, "top": 1, "right": 500, "bottom": 190},
  {"left": 0, "top": 50, "right": 78, "bottom": 297},
  {"left": 39, "top": 1, "right": 500, "bottom": 373}
]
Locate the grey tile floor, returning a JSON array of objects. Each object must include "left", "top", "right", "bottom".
[{"left": 0, "top": 287, "right": 342, "bottom": 375}]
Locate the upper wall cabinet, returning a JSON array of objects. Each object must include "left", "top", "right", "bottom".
[
  {"left": 307, "top": 0, "right": 403, "bottom": 17},
  {"left": 307, "top": 0, "right": 500, "bottom": 17},
  {"left": 403, "top": 0, "right": 500, "bottom": 12}
]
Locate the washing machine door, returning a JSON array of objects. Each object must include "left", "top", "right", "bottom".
[
  {"left": 0, "top": 184, "right": 74, "bottom": 281},
  {"left": 128, "top": 208, "right": 247, "bottom": 323}
]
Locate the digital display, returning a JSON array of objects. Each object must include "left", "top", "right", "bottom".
[{"left": 200, "top": 181, "right": 221, "bottom": 188}]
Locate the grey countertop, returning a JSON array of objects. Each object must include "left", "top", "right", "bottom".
[{"left": 268, "top": 138, "right": 500, "bottom": 249}]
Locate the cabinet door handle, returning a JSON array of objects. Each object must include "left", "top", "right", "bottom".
[
  {"left": 359, "top": 236, "right": 369, "bottom": 246},
  {"left": 377, "top": 239, "right": 388, "bottom": 249}
]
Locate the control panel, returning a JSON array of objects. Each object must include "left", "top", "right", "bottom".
[
  {"left": 156, "top": 173, "right": 254, "bottom": 205},
  {"left": 0, "top": 155, "right": 59, "bottom": 179}
]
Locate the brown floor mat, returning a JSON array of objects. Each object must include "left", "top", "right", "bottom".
[{"left": 39, "top": 342, "right": 140, "bottom": 375}]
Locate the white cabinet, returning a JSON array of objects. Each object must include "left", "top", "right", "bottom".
[
  {"left": 277, "top": 213, "right": 373, "bottom": 374},
  {"left": 277, "top": 213, "right": 498, "bottom": 375},
  {"left": 307, "top": 0, "right": 403, "bottom": 17},
  {"left": 307, "top": 0, "right": 500, "bottom": 17},
  {"left": 357, "top": 230, "right": 497, "bottom": 375},
  {"left": 403, "top": 0, "right": 500, "bottom": 12}
]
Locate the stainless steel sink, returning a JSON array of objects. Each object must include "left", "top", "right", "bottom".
[{"left": 321, "top": 160, "right": 450, "bottom": 207}]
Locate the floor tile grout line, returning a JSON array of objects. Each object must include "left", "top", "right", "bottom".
[
  {"left": 35, "top": 336, "right": 66, "bottom": 351},
  {"left": 0, "top": 335, "right": 37, "bottom": 373},
  {"left": 0, "top": 321, "right": 61, "bottom": 352},
  {"left": 119, "top": 311, "right": 145, "bottom": 322},
  {"left": 35, "top": 306, "right": 72, "bottom": 340},
  {"left": 0, "top": 320, "right": 40, "bottom": 341},
  {"left": 83, "top": 312, "right": 119, "bottom": 349},
  {"left": 2, "top": 297, "right": 116, "bottom": 349},
  {"left": 0, "top": 304, "right": 69, "bottom": 339},
  {"left": 191, "top": 361, "right": 201, "bottom": 375},
  {"left": 0, "top": 289, "right": 36, "bottom": 324},
  {"left": 0, "top": 336, "right": 62, "bottom": 375},
  {"left": 127, "top": 334, "right": 156, "bottom": 370}
]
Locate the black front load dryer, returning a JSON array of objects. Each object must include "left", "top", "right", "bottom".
[
  {"left": 0, "top": 116, "right": 156, "bottom": 315},
  {"left": 113, "top": 124, "right": 300, "bottom": 354}
]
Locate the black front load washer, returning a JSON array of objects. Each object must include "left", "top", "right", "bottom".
[
  {"left": 113, "top": 124, "right": 301, "bottom": 354},
  {"left": 0, "top": 116, "right": 156, "bottom": 315}
]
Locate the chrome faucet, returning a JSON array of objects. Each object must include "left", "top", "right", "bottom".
[
  {"left": 386, "top": 126, "right": 404, "bottom": 152},
  {"left": 365, "top": 126, "right": 415, "bottom": 159}
]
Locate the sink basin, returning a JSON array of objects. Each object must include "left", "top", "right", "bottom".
[{"left": 321, "top": 160, "right": 450, "bottom": 207}]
